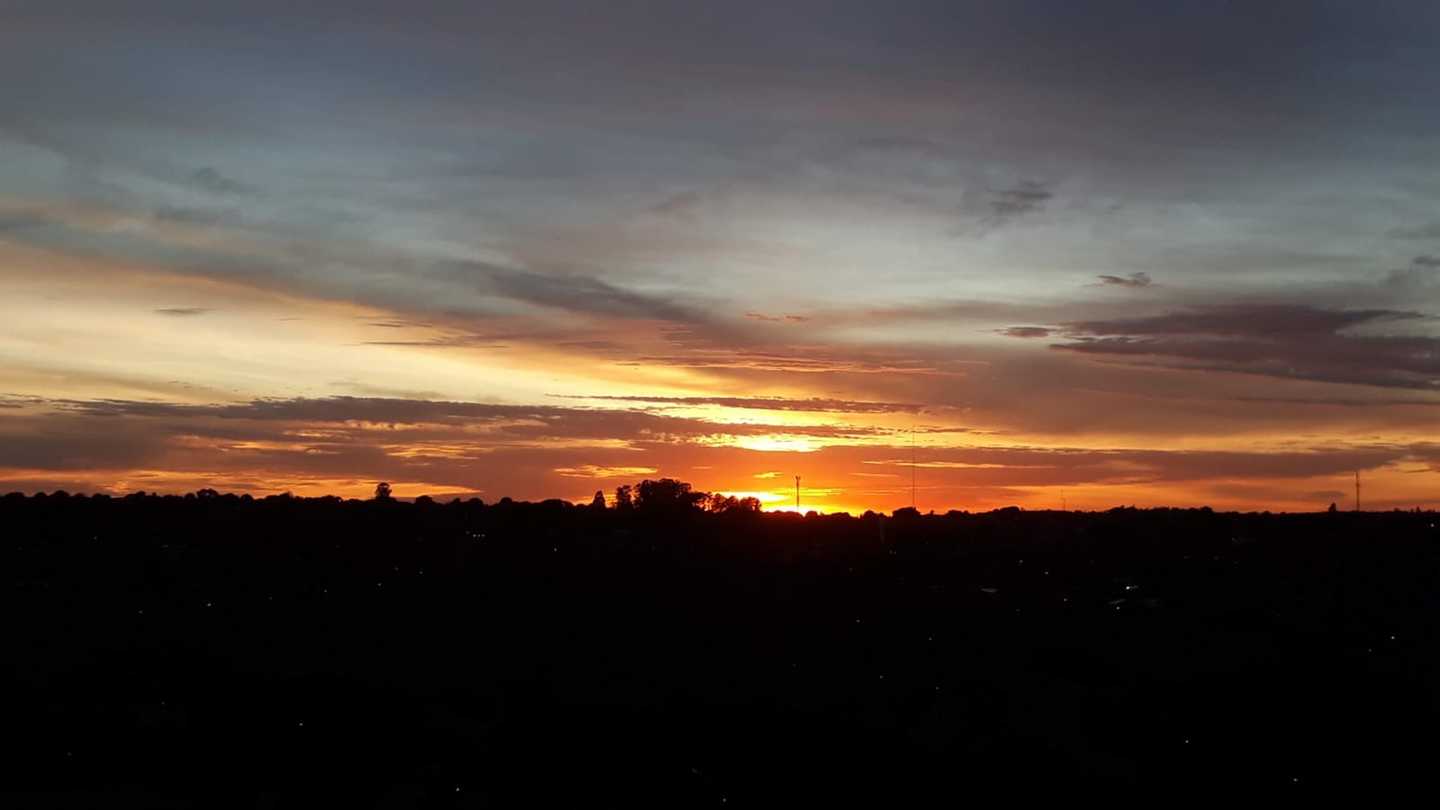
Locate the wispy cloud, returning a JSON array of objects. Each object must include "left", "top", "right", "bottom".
[
  {"left": 187, "top": 167, "right": 254, "bottom": 196},
  {"left": 557, "top": 394, "right": 924, "bottom": 414},
  {"left": 154, "top": 307, "right": 212, "bottom": 317},
  {"left": 1095, "top": 272, "right": 1153, "bottom": 288},
  {"left": 1055, "top": 305, "right": 1439, "bottom": 390},
  {"left": 745, "top": 312, "right": 811, "bottom": 323},
  {"left": 443, "top": 261, "right": 700, "bottom": 323},
  {"left": 986, "top": 181, "right": 1052, "bottom": 222},
  {"left": 1388, "top": 222, "right": 1440, "bottom": 240},
  {"left": 553, "top": 464, "right": 659, "bottom": 478},
  {"left": 998, "top": 326, "right": 1054, "bottom": 338}
]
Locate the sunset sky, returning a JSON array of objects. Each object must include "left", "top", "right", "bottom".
[{"left": 3, "top": 1, "right": 1439, "bottom": 512}]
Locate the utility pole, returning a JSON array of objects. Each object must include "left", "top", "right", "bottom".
[
  {"left": 795, "top": 475, "right": 801, "bottom": 513},
  {"left": 910, "top": 426, "right": 917, "bottom": 510}
]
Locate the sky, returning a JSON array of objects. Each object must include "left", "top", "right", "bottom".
[{"left": 2, "top": 0, "right": 1439, "bottom": 512}]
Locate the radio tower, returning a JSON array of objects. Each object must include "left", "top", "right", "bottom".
[
  {"left": 1355, "top": 470, "right": 1361, "bottom": 513},
  {"left": 795, "top": 475, "right": 801, "bottom": 513}
]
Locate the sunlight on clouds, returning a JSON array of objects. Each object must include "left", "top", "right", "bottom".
[
  {"left": 554, "top": 465, "right": 660, "bottom": 478},
  {"left": 706, "top": 434, "right": 825, "bottom": 453},
  {"left": 0, "top": 241, "right": 703, "bottom": 408}
]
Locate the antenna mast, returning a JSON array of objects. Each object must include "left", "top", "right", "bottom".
[
  {"left": 1355, "top": 470, "right": 1361, "bottom": 512},
  {"left": 795, "top": 475, "right": 801, "bottom": 513}
]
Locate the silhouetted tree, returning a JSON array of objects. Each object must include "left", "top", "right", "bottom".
[
  {"left": 705, "top": 493, "right": 762, "bottom": 515},
  {"left": 614, "top": 485, "right": 634, "bottom": 512},
  {"left": 590, "top": 490, "right": 607, "bottom": 511},
  {"left": 706, "top": 493, "right": 737, "bottom": 513},
  {"left": 374, "top": 482, "right": 393, "bottom": 501},
  {"left": 634, "top": 478, "right": 707, "bottom": 514}
]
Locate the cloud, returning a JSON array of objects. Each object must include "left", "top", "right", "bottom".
[
  {"left": 154, "top": 307, "right": 212, "bottom": 317},
  {"left": 558, "top": 394, "right": 924, "bottom": 414},
  {"left": 553, "top": 464, "right": 659, "bottom": 478},
  {"left": 857, "top": 444, "right": 1414, "bottom": 485},
  {"left": 954, "top": 181, "right": 1056, "bottom": 235},
  {"left": 745, "top": 312, "right": 811, "bottom": 323},
  {"left": 1055, "top": 305, "right": 1440, "bottom": 390},
  {"left": 45, "top": 396, "right": 892, "bottom": 442},
  {"left": 647, "top": 191, "right": 703, "bottom": 221},
  {"left": 1236, "top": 396, "right": 1440, "bottom": 409},
  {"left": 988, "top": 181, "right": 1052, "bottom": 220},
  {"left": 0, "top": 210, "right": 51, "bottom": 232},
  {"left": 187, "top": 167, "right": 253, "bottom": 196},
  {"left": 3, "top": 0, "right": 1440, "bottom": 510},
  {"left": 628, "top": 348, "right": 959, "bottom": 376},
  {"left": 1383, "top": 255, "right": 1440, "bottom": 289},
  {"left": 998, "top": 326, "right": 1054, "bottom": 338},
  {"left": 152, "top": 206, "right": 236, "bottom": 226},
  {"left": 1388, "top": 223, "right": 1440, "bottom": 240},
  {"left": 5, "top": 393, "right": 1438, "bottom": 509},
  {"left": 444, "top": 261, "right": 698, "bottom": 323},
  {"left": 1095, "top": 272, "right": 1153, "bottom": 288},
  {"left": 1062, "top": 306, "right": 1421, "bottom": 339}
]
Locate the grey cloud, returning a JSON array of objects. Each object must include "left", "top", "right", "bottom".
[
  {"left": 1388, "top": 223, "right": 1440, "bottom": 240},
  {"left": 850, "top": 136, "right": 951, "bottom": 153},
  {"left": 857, "top": 443, "right": 1413, "bottom": 486},
  {"left": 0, "top": 204, "right": 705, "bottom": 333},
  {"left": 154, "top": 307, "right": 212, "bottom": 317},
  {"left": 998, "top": 326, "right": 1054, "bottom": 338},
  {"left": 1236, "top": 395, "right": 1440, "bottom": 409},
  {"left": 648, "top": 191, "right": 703, "bottom": 221},
  {"left": 982, "top": 181, "right": 1052, "bottom": 227},
  {"left": 444, "top": 261, "right": 698, "bottom": 323},
  {"left": 187, "top": 167, "right": 253, "bottom": 196},
  {"left": 0, "top": 210, "right": 51, "bottom": 232},
  {"left": 0, "top": 418, "right": 162, "bottom": 470},
  {"left": 1096, "top": 272, "right": 1153, "bottom": 288},
  {"left": 1063, "top": 306, "right": 1422, "bottom": 339},
  {"left": 1055, "top": 305, "right": 1440, "bottom": 390},
  {"left": 152, "top": 206, "right": 238, "bottom": 226},
  {"left": 1383, "top": 255, "right": 1440, "bottom": 289},
  {"left": 746, "top": 312, "right": 810, "bottom": 323}
]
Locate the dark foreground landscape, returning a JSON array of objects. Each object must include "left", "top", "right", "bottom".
[{"left": 6, "top": 491, "right": 1440, "bottom": 804}]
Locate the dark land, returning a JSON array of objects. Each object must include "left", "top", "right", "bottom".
[{"left": 6, "top": 490, "right": 1440, "bottom": 804}]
